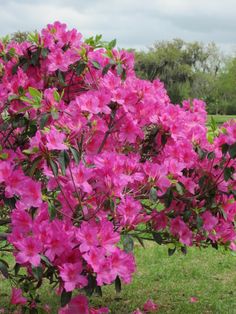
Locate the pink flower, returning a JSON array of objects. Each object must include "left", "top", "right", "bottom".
[
  {"left": 15, "top": 237, "right": 42, "bottom": 266},
  {"left": 5, "top": 169, "right": 25, "bottom": 197},
  {"left": 119, "top": 116, "right": 143, "bottom": 143},
  {"left": 59, "top": 262, "right": 88, "bottom": 292},
  {"left": 170, "top": 217, "right": 193, "bottom": 246},
  {"left": 117, "top": 197, "right": 147, "bottom": 228},
  {"left": 0, "top": 161, "right": 12, "bottom": 183},
  {"left": 48, "top": 49, "right": 71, "bottom": 72},
  {"left": 43, "top": 304, "right": 51, "bottom": 313},
  {"left": 71, "top": 163, "right": 92, "bottom": 193},
  {"left": 76, "top": 221, "right": 99, "bottom": 253},
  {"left": 76, "top": 92, "right": 110, "bottom": 115},
  {"left": 97, "top": 219, "right": 120, "bottom": 252},
  {"left": 109, "top": 248, "right": 136, "bottom": 284},
  {"left": 59, "top": 295, "right": 89, "bottom": 314},
  {"left": 190, "top": 297, "right": 198, "bottom": 303},
  {"left": 76, "top": 219, "right": 120, "bottom": 253},
  {"left": 19, "top": 179, "right": 42, "bottom": 208},
  {"left": 143, "top": 299, "right": 158, "bottom": 312},
  {"left": 46, "top": 126, "right": 67, "bottom": 150},
  {"left": 11, "top": 208, "right": 32, "bottom": 233},
  {"left": 202, "top": 211, "right": 218, "bottom": 232},
  {"left": 10, "top": 288, "right": 27, "bottom": 305}
]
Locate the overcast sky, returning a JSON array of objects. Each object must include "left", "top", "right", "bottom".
[{"left": 0, "top": 0, "right": 236, "bottom": 52}]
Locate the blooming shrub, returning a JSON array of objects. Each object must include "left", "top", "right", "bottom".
[{"left": 0, "top": 21, "right": 236, "bottom": 313}]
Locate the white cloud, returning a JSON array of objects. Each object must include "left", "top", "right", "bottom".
[{"left": 0, "top": 0, "right": 235, "bottom": 52}]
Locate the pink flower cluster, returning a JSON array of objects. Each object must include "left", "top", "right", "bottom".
[{"left": 0, "top": 21, "right": 236, "bottom": 312}]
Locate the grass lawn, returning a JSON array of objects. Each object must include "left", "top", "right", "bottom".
[
  {"left": 1, "top": 244, "right": 236, "bottom": 313},
  {"left": 208, "top": 115, "right": 236, "bottom": 125}
]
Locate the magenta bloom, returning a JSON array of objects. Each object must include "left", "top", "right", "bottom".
[
  {"left": 0, "top": 161, "right": 12, "bottom": 183},
  {"left": 20, "top": 179, "right": 42, "bottom": 208},
  {"left": 46, "top": 126, "right": 67, "bottom": 151},
  {"left": 16, "top": 237, "right": 42, "bottom": 266},
  {"left": 202, "top": 211, "right": 218, "bottom": 232},
  {"left": 10, "top": 288, "right": 27, "bottom": 305},
  {"left": 117, "top": 197, "right": 147, "bottom": 228},
  {"left": 59, "top": 262, "right": 88, "bottom": 292},
  {"left": 71, "top": 163, "right": 92, "bottom": 193},
  {"left": 143, "top": 299, "right": 158, "bottom": 312},
  {"left": 59, "top": 294, "right": 89, "bottom": 314},
  {"left": 76, "top": 219, "right": 120, "bottom": 253}
]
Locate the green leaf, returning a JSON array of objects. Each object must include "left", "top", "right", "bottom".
[
  {"left": 115, "top": 276, "right": 121, "bottom": 293},
  {"left": 116, "top": 63, "right": 123, "bottom": 76},
  {"left": 196, "top": 146, "right": 207, "bottom": 160},
  {"left": 91, "top": 60, "right": 101, "bottom": 69},
  {"left": 75, "top": 61, "right": 87, "bottom": 76},
  {"left": 164, "top": 188, "right": 173, "bottom": 208},
  {"left": 8, "top": 94, "right": 18, "bottom": 101},
  {"left": 41, "top": 48, "right": 49, "bottom": 58},
  {"left": 196, "top": 215, "right": 203, "bottom": 229},
  {"left": 14, "top": 263, "right": 21, "bottom": 276},
  {"left": 84, "top": 273, "right": 97, "bottom": 296},
  {"left": 0, "top": 260, "right": 9, "bottom": 278},
  {"left": 149, "top": 187, "right": 157, "bottom": 202},
  {"left": 40, "top": 113, "right": 50, "bottom": 129},
  {"left": 20, "top": 96, "right": 34, "bottom": 104},
  {"left": 224, "top": 167, "right": 234, "bottom": 182},
  {"left": 58, "top": 150, "right": 70, "bottom": 176},
  {"left": 61, "top": 290, "right": 72, "bottom": 307},
  {"left": 58, "top": 71, "right": 65, "bottom": 85},
  {"left": 32, "top": 266, "right": 43, "bottom": 280},
  {"left": 108, "top": 39, "right": 117, "bottom": 49},
  {"left": 70, "top": 147, "right": 80, "bottom": 164},
  {"left": 30, "top": 50, "right": 40, "bottom": 66},
  {"left": 49, "top": 159, "right": 58, "bottom": 177},
  {"left": 12, "top": 64, "right": 19, "bottom": 75},
  {"left": 51, "top": 109, "right": 59, "bottom": 120},
  {"left": 8, "top": 47, "right": 15, "bottom": 57},
  {"left": 123, "top": 235, "right": 134, "bottom": 252},
  {"left": 27, "top": 32, "right": 39, "bottom": 44},
  {"left": 181, "top": 246, "right": 187, "bottom": 255},
  {"left": 102, "top": 63, "right": 111, "bottom": 76},
  {"left": 29, "top": 156, "right": 42, "bottom": 177},
  {"left": 135, "top": 235, "right": 145, "bottom": 248},
  {"left": 28, "top": 87, "right": 42, "bottom": 99},
  {"left": 207, "top": 152, "right": 215, "bottom": 160},
  {"left": 153, "top": 232, "right": 162, "bottom": 245},
  {"left": 168, "top": 246, "right": 176, "bottom": 256},
  {"left": 53, "top": 90, "right": 61, "bottom": 102},
  {"left": 0, "top": 152, "right": 8, "bottom": 160},
  {"left": 176, "top": 182, "right": 184, "bottom": 195},
  {"left": 221, "top": 143, "right": 229, "bottom": 155},
  {"left": 48, "top": 202, "right": 56, "bottom": 220},
  {"left": 40, "top": 255, "right": 53, "bottom": 266},
  {"left": 210, "top": 116, "right": 217, "bottom": 131},
  {"left": 229, "top": 142, "right": 236, "bottom": 158}
]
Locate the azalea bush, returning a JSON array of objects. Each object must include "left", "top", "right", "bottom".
[{"left": 0, "top": 21, "right": 236, "bottom": 313}]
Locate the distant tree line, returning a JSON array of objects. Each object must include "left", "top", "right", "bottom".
[
  {"left": 134, "top": 39, "right": 236, "bottom": 115},
  {"left": 2, "top": 32, "right": 236, "bottom": 114}
]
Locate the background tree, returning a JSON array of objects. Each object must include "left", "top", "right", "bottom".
[
  {"left": 215, "top": 57, "right": 236, "bottom": 115},
  {"left": 135, "top": 39, "right": 223, "bottom": 108}
]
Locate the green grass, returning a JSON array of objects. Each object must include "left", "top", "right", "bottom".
[
  {"left": 1, "top": 244, "right": 236, "bottom": 313},
  {"left": 208, "top": 115, "right": 236, "bottom": 125}
]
